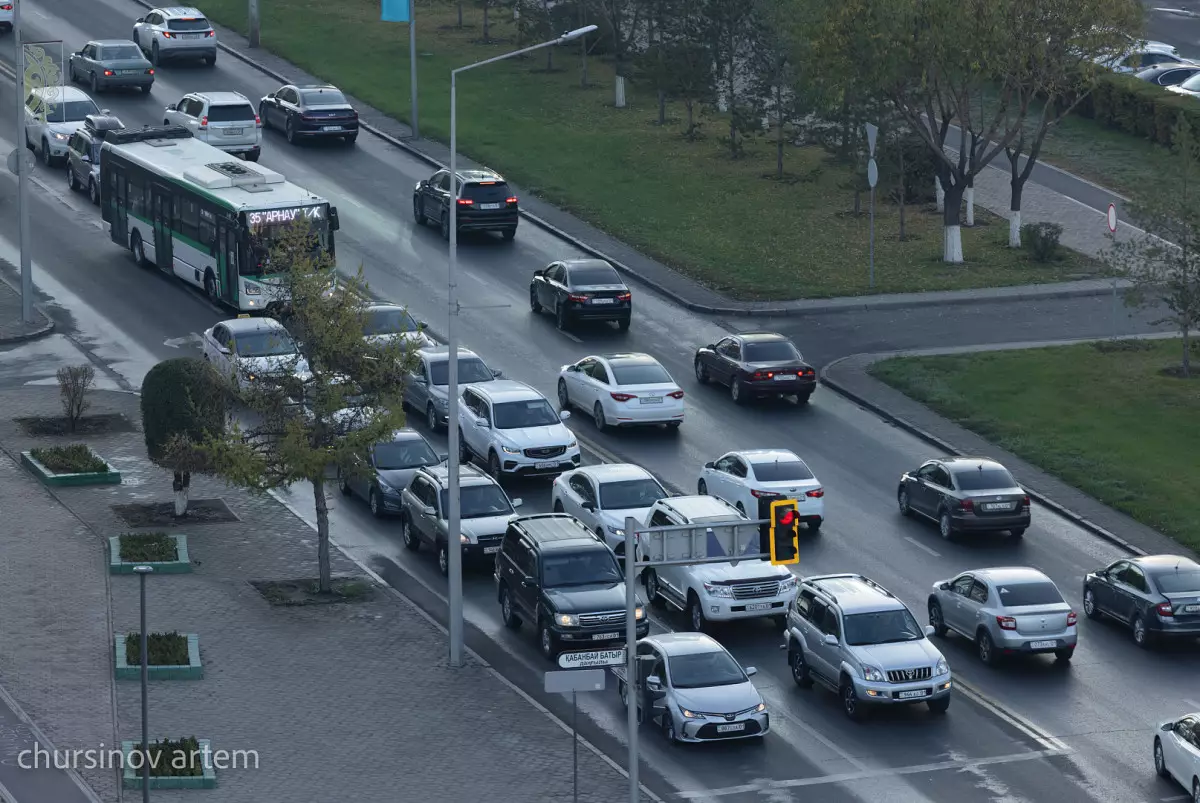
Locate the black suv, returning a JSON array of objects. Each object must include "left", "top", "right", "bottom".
[
  {"left": 413, "top": 168, "right": 519, "bottom": 241},
  {"left": 67, "top": 113, "right": 124, "bottom": 205},
  {"left": 495, "top": 513, "right": 649, "bottom": 661}
]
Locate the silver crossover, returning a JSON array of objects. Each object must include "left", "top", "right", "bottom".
[{"left": 928, "top": 566, "right": 1077, "bottom": 665}]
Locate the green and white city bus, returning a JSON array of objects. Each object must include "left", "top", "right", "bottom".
[{"left": 100, "top": 125, "right": 340, "bottom": 312}]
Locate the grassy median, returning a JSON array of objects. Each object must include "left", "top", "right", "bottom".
[
  {"left": 869, "top": 339, "right": 1200, "bottom": 552},
  {"left": 201, "top": 0, "right": 1103, "bottom": 300}
]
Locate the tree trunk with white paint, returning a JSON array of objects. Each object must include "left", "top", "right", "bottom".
[
  {"left": 314, "top": 476, "right": 332, "bottom": 593},
  {"left": 941, "top": 181, "right": 966, "bottom": 263},
  {"left": 943, "top": 225, "right": 964, "bottom": 263},
  {"left": 172, "top": 472, "right": 190, "bottom": 517},
  {"left": 965, "top": 187, "right": 975, "bottom": 227},
  {"left": 615, "top": 76, "right": 626, "bottom": 108},
  {"left": 1009, "top": 210, "right": 1022, "bottom": 248},
  {"left": 935, "top": 178, "right": 945, "bottom": 213}
]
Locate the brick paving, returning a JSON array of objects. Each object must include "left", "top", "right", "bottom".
[{"left": 0, "top": 387, "right": 656, "bottom": 802}]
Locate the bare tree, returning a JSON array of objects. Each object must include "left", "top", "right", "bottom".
[
  {"left": 56, "top": 365, "right": 95, "bottom": 432},
  {"left": 701, "top": 0, "right": 762, "bottom": 158},
  {"left": 595, "top": 0, "right": 645, "bottom": 77}
]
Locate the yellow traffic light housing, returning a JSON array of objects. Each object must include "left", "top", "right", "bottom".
[{"left": 768, "top": 498, "right": 800, "bottom": 565}]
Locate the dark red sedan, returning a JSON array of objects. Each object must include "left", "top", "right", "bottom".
[{"left": 693, "top": 332, "right": 816, "bottom": 405}]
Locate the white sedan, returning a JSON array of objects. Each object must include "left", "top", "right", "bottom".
[
  {"left": 551, "top": 464, "right": 669, "bottom": 555},
  {"left": 201, "top": 317, "right": 309, "bottom": 391},
  {"left": 361, "top": 304, "right": 435, "bottom": 350},
  {"left": 697, "top": 449, "right": 824, "bottom": 530},
  {"left": 556, "top": 353, "right": 684, "bottom": 432},
  {"left": 1154, "top": 712, "right": 1200, "bottom": 802}
]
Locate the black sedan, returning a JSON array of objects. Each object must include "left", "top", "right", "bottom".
[
  {"left": 1083, "top": 555, "right": 1200, "bottom": 648},
  {"left": 530, "top": 259, "right": 631, "bottom": 330},
  {"left": 898, "top": 456, "right": 1030, "bottom": 540},
  {"left": 693, "top": 332, "right": 816, "bottom": 404},
  {"left": 259, "top": 84, "right": 358, "bottom": 145},
  {"left": 339, "top": 429, "right": 444, "bottom": 517}
]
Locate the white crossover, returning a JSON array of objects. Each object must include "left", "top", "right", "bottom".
[
  {"left": 698, "top": 449, "right": 824, "bottom": 530},
  {"left": 458, "top": 380, "right": 580, "bottom": 481},
  {"left": 201, "top": 317, "right": 309, "bottom": 391},
  {"left": 1154, "top": 712, "right": 1200, "bottom": 801},
  {"left": 551, "top": 464, "right": 669, "bottom": 554},
  {"left": 557, "top": 353, "right": 684, "bottom": 431}
]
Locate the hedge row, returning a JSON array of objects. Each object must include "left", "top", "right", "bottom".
[{"left": 1075, "top": 72, "right": 1200, "bottom": 150}]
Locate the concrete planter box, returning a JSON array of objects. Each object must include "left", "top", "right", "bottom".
[
  {"left": 121, "top": 739, "right": 217, "bottom": 789},
  {"left": 108, "top": 534, "right": 192, "bottom": 574},
  {"left": 114, "top": 633, "right": 202, "bottom": 680},
  {"left": 21, "top": 449, "right": 121, "bottom": 486}
]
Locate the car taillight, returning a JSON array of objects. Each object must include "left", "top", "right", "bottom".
[
  {"left": 958, "top": 498, "right": 974, "bottom": 512},
  {"left": 567, "top": 293, "right": 589, "bottom": 302},
  {"left": 749, "top": 489, "right": 780, "bottom": 499},
  {"left": 1022, "top": 495, "right": 1031, "bottom": 506},
  {"left": 505, "top": 196, "right": 518, "bottom": 204},
  {"left": 1066, "top": 611, "right": 1077, "bottom": 626},
  {"left": 667, "top": 390, "right": 684, "bottom": 399},
  {"left": 617, "top": 292, "right": 632, "bottom": 301},
  {"left": 806, "top": 488, "right": 824, "bottom": 498},
  {"left": 0, "top": 5, "right": 12, "bottom": 9},
  {"left": 147, "top": 69, "right": 155, "bottom": 74},
  {"left": 996, "top": 616, "right": 1017, "bottom": 630},
  {"left": 255, "top": 116, "right": 262, "bottom": 126},
  {"left": 199, "top": 116, "right": 208, "bottom": 127},
  {"left": 1156, "top": 602, "right": 1174, "bottom": 617},
  {"left": 798, "top": 369, "right": 813, "bottom": 376},
  {"left": 750, "top": 371, "right": 774, "bottom": 381},
  {"left": 162, "top": 31, "right": 174, "bottom": 38},
  {"left": 206, "top": 30, "right": 214, "bottom": 37},
  {"left": 104, "top": 70, "right": 114, "bottom": 76},
  {"left": 456, "top": 198, "right": 473, "bottom": 206},
  {"left": 610, "top": 392, "right": 635, "bottom": 402}
]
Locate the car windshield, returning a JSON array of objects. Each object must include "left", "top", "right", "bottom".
[
  {"left": 610, "top": 363, "right": 671, "bottom": 385},
  {"left": 101, "top": 45, "right": 142, "bottom": 60},
  {"left": 1151, "top": 569, "right": 1200, "bottom": 594},
  {"left": 441, "top": 485, "right": 513, "bottom": 519},
  {"left": 363, "top": 308, "right": 419, "bottom": 335},
  {"left": 234, "top": 331, "right": 296, "bottom": 357},
  {"left": 166, "top": 17, "right": 210, "bottom": 31},
  {"left": 39, "top": 99, "right": 99, "bottom": 123},
  {"left": 372, "top": 439, "right": 438, "bottom": 470},
  {"left": 954, "top": 468, "right": 1017, "bottom": 491},
  {"left": 208, "top": 104, "right": 255, "bottom": 123},
  {"left": 750, "top": 460, "right": 814, "bottom": 482},
  {"left": 541, "top": 550, "right": 622, "bottom": 587},
  {"left": 302, "top": 89, "right": 348, "bottom": 105},
  {"left": 668, "top": 650, "right": 746, "bottom": 689},
  {"left": 430, "top": 358, "right": 493, "bottom": 386},
  {"left": 743, "top": 341, "right": 799, "bottom": 362},
  {"left": 570, "top": 266, "right": 621, "bottom": 286},
  {"left": 995, "top": 582, "right": 1064, "bottom": 607},
  {"left": 842, "top": 609, "right": 924, "bottom": 646},
  {"left": 1178, "top": 74, "right": 1200, "bottom": 90},
  {"left": 598, "top": 478, "right": 667, "bottom": 510},
  {"left": 493, "top": 399, "right": 560, "bottom": 429}
]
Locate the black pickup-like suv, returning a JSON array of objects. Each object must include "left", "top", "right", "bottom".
[{"left": 495, "top": 513, "right": 649, "bottom": 661}]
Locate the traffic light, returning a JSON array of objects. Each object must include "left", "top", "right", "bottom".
[{"left": 758, "top": 497, "right": 799, "bottom": 565}]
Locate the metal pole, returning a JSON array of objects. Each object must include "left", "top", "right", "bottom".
[
  {"left": 14, "top": 5, "right": 33, "bottom": 324},
  {"left": 446, "top": 69, "right": 463, "bottom": 668},
  {"left": 624, "top": 515, "right": 638, "bottom": 802},
  {"left": 572, "top": 690, "right": 579, "bottom": 803},
  {"left": 1111, "top": 279, "right": 1119, "bottom": 338},
  {"left": 136, "top": 567, "right": 151, "bottom": 802},
  {"left": 248, "top": 0, "right": 260, "bottom": 47},
  {"left": 409, "top": 0, "right": 419, "bottom": 139},
  {"left": 868, "top": 187, "right": 875, "bottom": 290}
]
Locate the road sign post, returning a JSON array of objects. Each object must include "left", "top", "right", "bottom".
[
  {"left": 545, "top": 669, "right": 605, "bottom": 803},
  {"left": 1107, "top": 203, "right": 1120, "bottom": 339},
  {"left": 865, "top": 122, "right": 879, "bottom": 290}
]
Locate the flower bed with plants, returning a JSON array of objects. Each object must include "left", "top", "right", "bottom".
[
  {"left": 108, "top": 532, "right": 192, "bottom": 574},
  {"left": 121, "top": 736, "right": 217, "bottom": 789},
  {"left": 115, "top": 632, "right": 203, "bottom": 680},
  {"left": 21, "top": 444, "right": 121, "bottom": 486}
]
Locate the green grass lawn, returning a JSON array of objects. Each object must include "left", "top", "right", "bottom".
[
  {"left": 201, "top": 0, "right": 1102, "bottom": 300},
  {"left": 869, "top": 339, "right": 1200, "bottom": 552},
  {"left": 1037, "top": 112, "right": 1176, "bottom": 200}
]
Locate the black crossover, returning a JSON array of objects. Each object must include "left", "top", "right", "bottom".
[{"left": 413, "top": 168, "right": 518, "bottom": 241}]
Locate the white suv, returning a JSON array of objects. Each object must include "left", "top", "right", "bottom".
[
  {"left": 641, "top": 495, "right": 798, "bottom": 632},
  {"left": 133, "top": 7, "right": 217, "bottom": 66},
  {"left": 458, "top": 380, "right": 580, "bottom": 482},
  {"left": 164, "top": 91, "right": 261, "bottom": 161}
]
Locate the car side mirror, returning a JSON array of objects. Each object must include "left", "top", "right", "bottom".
[
  {"left": 165, "top": 102, "right": 176, "bottom": 111},
  {"left": 421, "top": 505, "right": 436, "bottom": 516},
  {"left": 520, "top": 576, "right": 538, "bottom": 589},
  {"left": 645, "top": 676, "right": 663, "bottom": 691},
  {"left": 418, "top": 179, "right": 427, "bottom": 188},
  {"left": 558, "top": 410, "right": 571, "bottom": 421},
  {"left": 939, "top": 582, "right": 951, "bottom": 591},
  {"left": 924, "top": 625, "right": 936, "bottom": 637},
  {"left": 511, "top": 498, "right": 523, "bottom": 508},
  {"left": 416, "top": 320, "right": 427, "bottom": 330},
  {"left": 822, "top": 634, "right": 838, "bottom": 646},
  {"left": 492, "top": 369, "right": 503, "bottom": 378},
  {"left": 703, "top": 461, "right": 715, "bottom": 469},
  {"left": 705, "top": 344, "right": 716, "bottom": 350},
  {"left": 744, "top": 666, "right": 757, "bottom": 677},
  {"left": 581, "top": 501, "right": 595, "bottom": 512},
  {"left": 1162, "top": 721, "right": 1175, "bottom": 732},
  {"left": 329, "top": 206, "right": 340, "bottom": 231},
  {"left": 217, "top": 345, "right": 231, "bottom": 355},
  {"left": 135, "top": 16, "right": 144, "bottom": 22},
  {"left": 473, "top": 415, "right": 487, "bottom": 427},
  {"left": 81, "top": 154, "right": 92, "bottom": 163},
  {"left": 267, "top": 91, "right": 276, "bottom": 98},
  {"left": 566, "top": 364, "right": 577, "bottom": 372}
]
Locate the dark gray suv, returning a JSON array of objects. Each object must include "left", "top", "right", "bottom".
[{"left": 67, "top": 113, "right": 123, "bottom": 205}]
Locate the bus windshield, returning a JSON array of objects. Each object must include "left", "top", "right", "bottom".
[{"left": 243, "top": 206, "right": 331, "bottom": 276}]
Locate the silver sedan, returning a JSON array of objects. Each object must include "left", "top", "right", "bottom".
[{"left": 928, "top": 567, "right": 1077, "bottom": 665}]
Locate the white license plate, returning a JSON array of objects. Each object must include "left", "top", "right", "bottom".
[
  {"left": 640, "top": 397, "right": 662, "bottom": 404},
  {"left": 183, "top": 33, "right": 203, "bottom": 39},
  {"left": 716, "top": 723, "right": 746, "bottom": 733},
  {"left": 322, "top": 125, "right": 341, "bottom": 131},
  {"left": 223, "top": 128, "right": 243, "bottom": 135},
  {"left": 535, "top": 461, "right": 557, "bottom": 469},
  {"left": 983, "top": 502, "right": 1010, "bottom": 511},
  {"left": 773, "top": 374, "right": 793, "bottom": 381},
  {"left": 122, "top": 69, "right": 142, "bottom": 75},
  {"left": 898, "top": 690, "right": 928, "bottom": 699},
  {"left": 1029, "top": 640, "right": 1056, "bottom": 649},
  {"left": 745, "top": 603, "right": 772, "bottom": 611},
  {"left": 590, "top": 297, "right": 614, "bottom": 304},
  {"left": 592, "top": 632, "right": 619, "bottom": 640},
  {"left": 478, "top": 202, "right": 502, "bottom": 210},
  {"left": 483, "top": 546, "right": 500, "bottom": 554},
  {"left": 1184, "top": 604, "right": 1200, "bottom": 612}
]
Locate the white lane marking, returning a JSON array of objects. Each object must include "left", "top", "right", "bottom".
[
  {"left": 1184, "top": 698, "right": 1200, "bottom": 710},
  {"left": 163, "top": 334, "right": 202, "bottom": 349},
  {"left": 559, "top": 330, "right": 583, "bottom": 343},
  {"left": 954, "top": 680, "right": 1071, "bottom": 752},
  {"left": 674, "top": 748, "right": 1071, "bottom": 798},
  {"left": 1161, "top": 795, "right": 1190, "bottom": 802},
  {"left": 903, "top": 536, "right": 941, "bottom": 557}
]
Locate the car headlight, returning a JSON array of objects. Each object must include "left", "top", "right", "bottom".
[
  {"left": 935, "top": 658, "right": 949, "bottom": 676},
  {"left": 501, "top": 445, "right": 521, "bottom": 455},
  {"left": 53, "top": 132, "right": 68, "bottom": 141},
  {"left": 377, "top": 479, "right": 396, "bottom": 492},
  {"left": 754, "top": 702, "right": 766, "bottom": 713},
  {"left": 557, "top": 613, "right": 579, "bottom": 627},
  {"left": 244, "top": 284, "right": 262, "bottom": 295},
  {"left": 567, "top": 439, "right": 577, "bottom": 449},
  {"left": 635, "top": 606, "right": 645, "bottom": 620},
  {"left": 861, "top": 665, "right": 885, "bottom": 682},
  {"left": 460, "top": 534, "right": 470, "bottom": 544},
  {"left": 607, "top": 525, "right": 625, "bottom": 537},
  {"left": 703, "top": 582, "right": 733, "bottom": 598},
  {"left": 679, "top": 707, "right": 702, "bottom": 719},
  {"left": 779, "top": 575, "right": 797, "bottom": 593},
  {"left": 244, "top": 373, "right": 256, "bottom": 382}
]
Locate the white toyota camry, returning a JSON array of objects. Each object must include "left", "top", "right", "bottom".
[
  {"left": 557, "top": 353, "right": 684, "bottom": 432},
  {"left": 551, "top": 463, "right": 669, "bottom": 555}
]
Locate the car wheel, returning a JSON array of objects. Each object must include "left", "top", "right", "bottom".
[
  {"left": 1083, "top": 588, "right": 1100, "bottom": 619},
  {"left": 1192, "top": 777, "right": 1198, "bottom": 803},
  {"left": 500, "top": 586, "right": 521, "bottom": 629},
  {"left": 1132, "top": 614, "right": 1151, "bottom": 648},
  {"left": 285, "top": 117, "right": 297, "bottom": 144},
  {"left": 938, "top": 510, "right": 955, "bottom": 541},
  {"left": 437, "top": 542, "right": 449, "bottom": 576},
  {"left": 644, "top": 569, "right": 661, "bottom": 603},
  {"left": 141, "top": 84, "right": 152, "bottom": 95},
  {"left": 1010, "top": 527, "right": 1025, "bottom": 539},
  {"left": 661, "top": 711, "right": 678, "bottom": 745},
  {"left": 368, "top": 489, "right": 384, "bottom": 518},
  {"left": 205, "top": 52, "right": 216, "bottom": 66},
  {"left": 539, "top": 618, "right": 559, "bottom": 660},
  {"left": 593, "top": 402, "right": 607, "bottom": 432},
  {"left": 556, "top": 378, "right": 569, "bottom": 409},
  {"left": 339, "top": 475, "right": 352, "bottom": 496},
  {"left": 458, "top": 430, "right": 470, "bottom": 464},
  {"left": 1054, "top": 647, "right": 1074, "bottom": 663},
  {"left": 617, "top": 315, "right": 631, "bottom": 332},
  {"left": 344, "top": 132, "right": 357, "bottom": 145},
  {"left": 88, "top": 178, "right": 100, "bottom": 205},
  {"left": 1154, "top": 738, "right": 1168, "bottom": 778},
  {"left": 927, "top": 696, "right": 950, "bottom": 715},
  {"left": 694, "top": 359, "right": 709, "bottom": 384},
  {"left": 41, "top": 140, "right": 53, "bottom": 166},
  {"left": 440, "top": 210, "right": 451, "bottom": 240},
  {"left": 401, "top": 515, "right": 420, "bottom": 552},
  {"left": 204, "top": 271, "right": 219, "bottom": 303},
  {"left": 687, "top": 592, "right": 706, "bottom": 632},
  {"left": 808, "top": 518, "right": 822, "bottom": 532},
  {"left": 426, "top": 403, "right": 441, "bottom": 432},
  {"left": 67, "top": 165, "right": 78, "bottom": 191},
  {"left": 977, "top": 629, "right": 997, "bottom": 665},
  {"left": 151, "top": 42, "right": 160, "bottom": 66},
  {"left": 553, "top": 500, "right": 564, "bottom": 513},
  {"left": 501, "top": 226, "right": 516, "bottom": 241},
  {"left": 130, "top": 231, "right": 149, "bottom": 268},
  {"left": 794, "top": 392, "right": 812, "bottom": 405},
  {"left": 488, "top": 451, "right": 503, "bottom": 481},
  {"left": 928, "top": 600, "right": 948, "bottom": 637},
  {"left": 730, "top": 379, "right": 746, "bottom": 405},
  {"left": 413, "top": 195, "right": 425, "bottom": 225},
  {"left": 840, "top": 680, "right": 864, "bottom": 721},
  {"left": 555, "top": 303, "right": 569, "bottom": 331},
  {"left": 790, "top": 649, "right": 814, "bottom": 687},
  {"left": 898, "top": 487, "right": 911, "bottom": 516},
  {"left": 90, "top": 72, "right": 100, "bottom": 94},
  {"left": 530, "top": 286, "right": 542, "bottom": 313},
  {"left": 697, "top": 479, "right": 707, "bottom": 495}
]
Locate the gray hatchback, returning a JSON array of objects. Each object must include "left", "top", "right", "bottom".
[{"left": 68, "top": 40, "right": 154, "bottom": 94}]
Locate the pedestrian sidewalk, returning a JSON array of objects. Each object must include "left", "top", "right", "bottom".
[
  {"left": 0, "top": 386, "right": 658, "bottom": 803},
  {"left": 0, "top": 265, "right": 53, "bottom": 344}
]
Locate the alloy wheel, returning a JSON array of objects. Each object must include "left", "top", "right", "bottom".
[
  {"left": 1083, "top": 589, "right": 1098, "bottom": 618},
  {"left": 438, "top": 544, "right": 449, "bottom": 576},
  {"left": 593, "top": 402, "right": 607, "bottom": 431},
  {"left": 369, "top": 489, "right": 381, "bottom": 517},
  {"left": 557, "top": 379, "right": 569, "bottom": 409},
  {"left": 929, "top": 602, "right": 946, "bottom": 637},
  {"left": 1133, "top": 616, "right": 1147, "bottom": 646},
  {"left": 898, "top": 489, "right": 910, "bottom": 515},
  {"left": 427, "top": 404, "right": 438, "bottom": 431},
  {"left": 938, "top": 512, "right": 953, "bottom": 540},
  {"left": 401, "top": 518, "right": 419, "bottom": 551},
  {"left": 694, "top": 360, "right": 708, "bottom": 383},
  {"left": 645, "top": 571, "right": 659, "bottom": 601}
]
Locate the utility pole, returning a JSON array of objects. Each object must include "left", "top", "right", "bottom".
[
  {"left": 13, "top": 1, "right": 34, "bottom": 323},
  {"left": 248, "top": 0, "right": 260, "bottom": 47},
  {"left": 409, "top": 0, "right": 419, "bottom": 138}
]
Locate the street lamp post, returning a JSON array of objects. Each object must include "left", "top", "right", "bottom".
[
  {"left": 12, "top": 1, "right": 34, "bottom": 324},
  {"left": 445, "top": 25, "right": 597, "bottom": 669},
  {"left": 132, "top": 565, "right": 154, "bottom": 802}
]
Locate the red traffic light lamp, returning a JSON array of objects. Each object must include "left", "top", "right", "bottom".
[{"left": 767, "top": 499, "right": 800, "bottom": 565}]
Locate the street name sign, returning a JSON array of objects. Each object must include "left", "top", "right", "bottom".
[{"left": 557, "top": 648, "right": 626, "bottom": 670}]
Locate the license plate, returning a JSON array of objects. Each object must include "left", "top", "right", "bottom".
[
  {"left": 183, "top": 33, "right": 203, "bottom": 39},
  {"left": 640, "top": 397, "right": 662, "bottom": 404},
  {"left": 224, "top": 128, "right": 244, "bottom": 135},
  {"left": 716, "top": 723, "right": 745, "bottom": 733},
  {"left": 322, "top": 125, "right": 341, "bottom": 131},
  {"left": 983, "top": 502, "right": 1010, "bottom": 511},
  {"left": 592, "top": 632, "right": 619, "bottom": 640},
  {"left": 773, "top": 374, "right": 793, "bottom": 381},
  {"left": 898, "top": 690, "right": 928, "bottom": 699},
  {"left": 746, "top": 603, "right": 772, "bottom": 611},
  {"left": 1185, "top": 604, "right": 1200, "bottom": 613},
  {"left": 590, "top": 297, "right": 614, "bottom": 304},
  {"left": 483, "top": 546, "right": 500, "bottom": 554},
  {"left": 535, "top": 461, "right": 557, "bottom": 469},
  {"left": 122, "top": 69, "right": 142, "bottom": 75},
  {"left": 479, "top": 202, "right": 502, "bottom": 210},
  {"left": 1029, "top": 640, "right": 1056, "bottom": 649}
]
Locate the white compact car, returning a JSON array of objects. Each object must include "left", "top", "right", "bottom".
[
  {"left": 164, "top": 91, "right": 262, "bottom": 160},
  {"left": 201, "top": 317, "right": 309, "bottom": 391},
  {"left": 361, "top": 304, "right": 435, "bottom": 350},
  {"left": 551, "top": 464, "right": 669, "bottom": 554},
  {"left": 133, "top": 7, "right": 217, "bottom": 66},
  {"left": 698, "top": 449, "right": 824, "bottom": 530},
  {"left": 458, "top": 380, "right": 580, "bottom": 482},
  {"left": 23, "top": 86, "right": 101, "bottom": 167},
  {"left": 1154, "top": 712, "right": 1200, "bottom": 801},
  {"left": 557, "top": 353, "right": 684, "bottom": 431}
]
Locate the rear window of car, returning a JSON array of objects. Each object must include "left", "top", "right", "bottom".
[
  {"left": 610, "top": 363, "right": 671, "bottom": 385},
  {"left": 743, "top": 341, "right": 799, "bottom": 362},
  {"left": 1151, "top": 569, "right": 1200, "bottom": 594},
  {"left": 464, "top": 182, "right": 511, "bottom": 202},
  {"left": 167, "top": 17, "right": 211, "bottom": 31},
  {"left": 302, "top": 89, "right": 348, "bottom": 105},
  {"left": 995, "top": 582, "right": 1063, "bottom": 607},
  {"left": 101, "top": 45, "right": 142, "bottom": 60},
  {"left": 751, "top": 460, "right": 815, "bottom": 482},
  {"left": 954, "top": 468, "right": 1017, "bottom": 491},
  {"left": 207, "top": 104, "right": 255, "bottom": 122},
  {"left": 569, "top": 266, "right": 622, "bottom": 286}
]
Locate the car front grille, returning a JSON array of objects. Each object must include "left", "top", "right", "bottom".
[
  {"left": 730, "top": 579, "right": 783, "bottom": 600},
  {"left": 524, "top": 445, "right": 566, "bottom": 459},
  {"left": 475, "top": 534, "right": 502, "bottom": 547},
  {"left": 886, "top": 667, "right": 932, "bottom": 683},
  {"left": 695, "top": 719, "right": 763, "bottom": 739},
  {"left": 578, "top": 610, "right": 625, "bottom": 628}
]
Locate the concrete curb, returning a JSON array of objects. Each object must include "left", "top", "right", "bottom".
[
  {"left": 0, "top": 317, "right": 55, "bottom": 345},
  {"left": 156, "top": 7, "right": 1124, "bottom": 317},
  {"left": 818, "top": 352, "right": 1148, "bottom": 557}
]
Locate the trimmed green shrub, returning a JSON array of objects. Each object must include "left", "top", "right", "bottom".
[
  {"left": 29, "top": 444, "right": 107, "bottom": 474},
  {"left": 140, "top": 358, "right": 227, "bottom": 463},
  {"left": 130, "top": 736, "right": 203, "bottom": 777},
  {"left": 1077, "top": 73, "right": 1200, "bottom": 152},
  {"left": 124, "top": 632, "right": 189, "bottom": 665},
  {"left": 118, "top": 532, "right": 178, "bottom": 563},
  {"left": 1022, "top": 222, "right": 1065, "bottom": 263}
]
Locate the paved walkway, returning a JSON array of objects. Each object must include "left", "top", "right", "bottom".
[
  {"left": 0, "top": 265, "right": 53, "bottom": 344},
  {"left": 0, "top": 387, "right": 659, "bottom": 803}
]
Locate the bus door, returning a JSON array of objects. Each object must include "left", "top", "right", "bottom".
[
  {"left": 108, "top": 166, "right": 127, "bottom": 246},
  {"left": 217, "top": 220, "right": 239, "bottom": 307},
  {"left": 150, "top": 184, "right": 173, "bottom": 274}
]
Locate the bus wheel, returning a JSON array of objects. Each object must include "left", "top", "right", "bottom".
[
  {"left": 204, "top": 271, "right": 219, "bottom": 304},
  {"left": 130, "top": 231, "right": 149, "bottom": 268}
]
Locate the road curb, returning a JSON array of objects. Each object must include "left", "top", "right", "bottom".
[
  {"left": 0, "top": 317, "right": 55, "bottom": 345},
  {"left": 818, "top": 353, "right": 1148, "bottom": 557},
  {"left": 167, "top": 13, "right": 1122, "bottom": 318}
]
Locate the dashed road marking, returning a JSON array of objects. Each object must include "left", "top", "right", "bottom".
[{"left": 903, "top": 536, "right": 941, "bottom": 557}]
